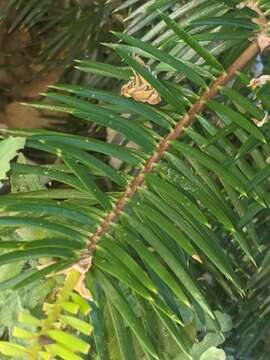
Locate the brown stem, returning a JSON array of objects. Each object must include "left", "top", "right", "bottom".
[{"left": 86, "top": 39, "right": 260, "bottom": 254}]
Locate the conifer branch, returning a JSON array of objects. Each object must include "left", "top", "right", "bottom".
[{"left": 85, "top": 39, "right": 260, "bottom": 255}]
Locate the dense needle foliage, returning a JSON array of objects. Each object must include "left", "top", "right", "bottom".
[{"left": 0, "top": 0, "right": 270, "bottom": 359}]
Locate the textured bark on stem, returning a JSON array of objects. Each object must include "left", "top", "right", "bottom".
[{"left": 86, "top": 39, "right": 260, "bottom": 254}]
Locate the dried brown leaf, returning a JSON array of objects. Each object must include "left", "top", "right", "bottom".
[
  {"left": 121, "top": 73, "right": 161, "bottom": 105},
  {"left": 249, "top": 75, "right": 270, "bottom": 89}
]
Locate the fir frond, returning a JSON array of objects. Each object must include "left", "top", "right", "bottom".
[
  {"left": 0, "top": 1, "right": 270, "bottom": 358},
  {"left": 0, "top": 269, "right": 92, "bottom": 359}
]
